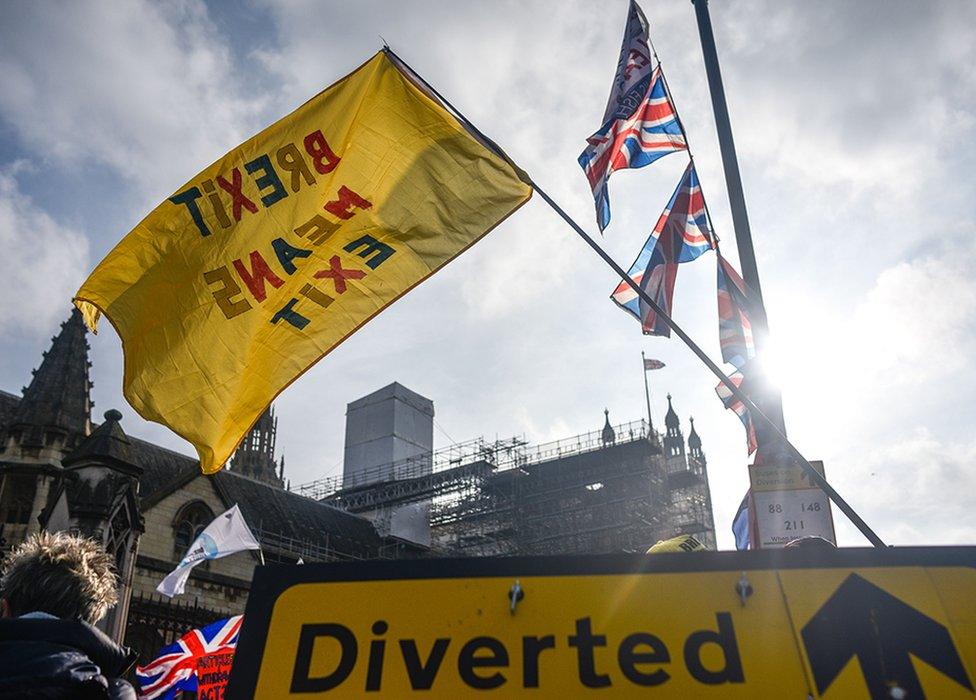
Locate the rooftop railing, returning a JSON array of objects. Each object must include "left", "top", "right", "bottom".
[{"left": 294, "top": 418, "right": 656, "bottom": 501}]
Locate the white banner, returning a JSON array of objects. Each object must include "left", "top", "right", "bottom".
[{"left": 157, "top": 504, "right": 261, "bottom": 597}]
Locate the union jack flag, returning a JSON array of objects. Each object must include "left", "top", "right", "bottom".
[
  {"left": 135, "top": 615, "right": 242, "bottom": 699},
  {"left": 715, "top": 370, "right": 757, "bottom": 455},
  {"left": 599, "top": 0, "right": 653, "bottom": 126},
  {"left": 579, "top": 1, "right": 686, "bottom": 231},
  {"left": 717, "top": 252, "right": 757, "bottom": 369},
  {"left": 643, "top": 357, "right": 665, "bottom": 370},
  {"left": 611, "top": 162, "right": 715, "bottom": 335}
]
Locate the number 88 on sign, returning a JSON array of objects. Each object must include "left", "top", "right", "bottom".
[{"left": 752, "top": 489, "right": 836, "bottom": 548}]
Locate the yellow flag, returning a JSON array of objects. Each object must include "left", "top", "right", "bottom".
[{"left": 74, "top": 51, "right": 531, "bottom": 473}]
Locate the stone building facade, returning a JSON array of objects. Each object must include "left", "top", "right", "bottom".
[
  {"left": 0, "top": 309, "right": 384, "bottom": 663},
  {"left": 0, "top": 308, "right": 716, "bottom": 666}
]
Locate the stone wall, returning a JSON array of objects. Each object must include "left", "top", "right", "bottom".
[{"left": 132, "top": 475, "right": 258, "bottom": 616}]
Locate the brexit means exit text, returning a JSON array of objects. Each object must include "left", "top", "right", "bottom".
[{"left": 167, "top": 128, "right": 397, "bottom": 332}]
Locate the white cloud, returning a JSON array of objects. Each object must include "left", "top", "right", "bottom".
[
  {"left": 855, "top": 253, "right": 976, "bottom": 380},
  {"left": 758, "top": 244, "right": 976, "bottom": 546},
  {"left": 1, "top": 0, "right": 975, "bottom": 551},
  {"left": 765, "top": 240, "right": 976, "bottom": 431},
  {"left": 833, "top": 429, "right": 976, "bottom": 545},
  {"left": 512, "top": 405, "right": 572, "bottom": 446},
  {"left": 717, "top": 1, "right": 976, "bottom": 200},
  {"left": 0, "top": 0, "right": 267, "bottom": 203},
  {"left": 0, "top": 164, "right": 89, "bottom": 337}
]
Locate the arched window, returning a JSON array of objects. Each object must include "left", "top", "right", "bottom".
[{"left": 172, "top": 500, "right": 215, "bottom": 561}]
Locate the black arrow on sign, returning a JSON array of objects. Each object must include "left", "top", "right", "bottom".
[{"left": 801, "top": 573, "right": 973, "bottom": 698}]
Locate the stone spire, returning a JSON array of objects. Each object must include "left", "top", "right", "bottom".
[
  {"left": 5, "top": 308, "right": 92, "bottom": 457},
  {"left": 230, "top": 405, "right": 284, "bottom": 487},
  {"left": 663, "top": 394, "right": 685, "bottom": 459},
  {"left": 688, "top": 417, "right": 705, "bottom": 465},
  {"left": 664, "top": 394, "right": 680, "bottom": 431},
  {"left": 601, "top": 408, "right": 616, "bottom": 445}
]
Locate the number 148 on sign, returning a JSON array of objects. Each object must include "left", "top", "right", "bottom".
[{"left": 753, "top": 489, "right": 836, "bottom": 548}]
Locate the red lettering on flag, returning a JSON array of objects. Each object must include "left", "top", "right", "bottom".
[
  {"left": 303, "top": 130, "right": 341, "bottom": 175},
  {"left": 324, "top": 186, "right": 372, "bottom": 220},
  {"left": 216, "top": 168, "right": 259, "bottom": 221},
  {"left": 233, "top": 252, "right": 284, "bottom": 302},
  {"left": 314, "top": 255, "right": 365, "bottom": 294}
]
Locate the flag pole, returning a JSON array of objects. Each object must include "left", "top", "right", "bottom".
[
  {"left": 641, "top": 351, "right": 655, "bottom": 438},
  {"left": 690, "top": 0, "right": 786, "bottom": 435},
  {"left": 383, "top": 48, "right": 886, "bottom": 549},
  {"left": 525, "top": 184, "right": 884, "bottom": 549}
]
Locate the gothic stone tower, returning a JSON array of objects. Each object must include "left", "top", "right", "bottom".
[
  {"left": 661, "top": 395, "right": 717, "bottom": 550},
  {"left": 663, "top": 394, "right": 685, "bottom": 462},
  {"left": 229, "top": 406, "right": 285, "bottom": 487},
  {"left": 0, "top": 308, "right": 93, "bottom": 547}
]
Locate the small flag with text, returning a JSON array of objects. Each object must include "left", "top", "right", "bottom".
[{"left": 156, "top": 504, "right": 261, "bottom": 597}]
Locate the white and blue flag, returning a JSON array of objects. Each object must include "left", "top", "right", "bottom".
[{"left": 156, "top": 504, "right": 261, "bottom": 597}]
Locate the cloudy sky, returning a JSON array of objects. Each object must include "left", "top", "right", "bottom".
[{"left": 1, "top": 0, "right": 974, "bottom": 550}]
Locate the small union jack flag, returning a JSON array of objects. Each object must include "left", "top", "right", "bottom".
[
  {"left": 579, "top": 1, "right": 686, "bottom": 231},
  {"left": 611, "top": 162, "right": 715, "bottom": 335},
  {"left": 715, "top": 370, "right": 757, "bottom": 455},
  {"left": 717, "top": 253, "right": 757, "bottom": 369},
  {"left": 136, "top": 615, "right": 242, "bottom": 699}
]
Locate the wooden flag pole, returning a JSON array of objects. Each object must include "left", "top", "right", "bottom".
[{"left": 385, "top": 48, "right": 886, "bottom": 549}]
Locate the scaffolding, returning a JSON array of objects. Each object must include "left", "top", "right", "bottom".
[
  {"left": 249, "top": 526, "right": 378, "bottom": 564},
  {"left": 294, "top": 418, "right": 716, "bottom": 557}
]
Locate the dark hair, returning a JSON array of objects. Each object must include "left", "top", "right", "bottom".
[{"left": 1, "top": 532, "right": 118, "bottom": 623}]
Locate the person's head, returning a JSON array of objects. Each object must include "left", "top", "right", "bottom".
[{"left": 0, "top": 531, "right": 118, "bottom": 623}]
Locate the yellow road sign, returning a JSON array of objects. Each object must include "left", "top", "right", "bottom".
[{"left": 227, "top": 548, "right": 976, "bottom": 698}]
